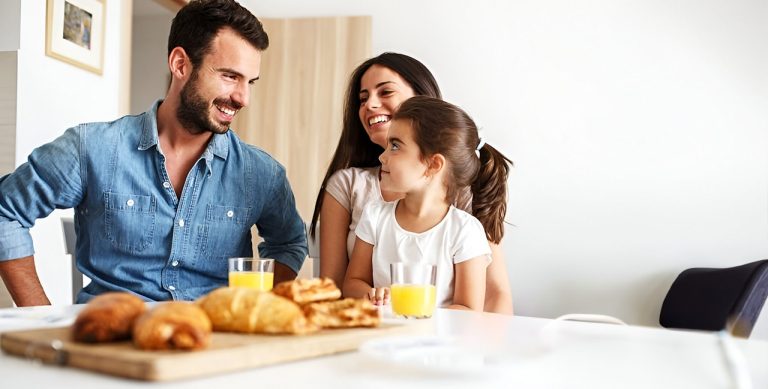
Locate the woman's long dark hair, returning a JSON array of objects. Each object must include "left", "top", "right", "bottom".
[
  {"left": 309, "top": 53, "right": 442, "bottom": 237},
  {"left": 393, "top": 96, "right": 512, "bottom": 243}
]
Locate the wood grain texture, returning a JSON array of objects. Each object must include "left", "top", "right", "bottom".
[
  {"left": 233, "top": 17, "right": 370, "bottom": 273},
  {"left": 232, "top": 16, "right": 372, "bottom": 222},
  {"left": 1, "top": 321, "right": 415, "bottom": 381}
]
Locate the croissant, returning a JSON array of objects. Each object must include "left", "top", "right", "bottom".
[
  {"left": 133, "top": 302, "right": 212, "bottom": 351},
  {"left": 273, "top": 277, "right": 341, "bottom": 305},
  {"left": 197, "top": 287, "right": 317, "bottom": 335},
  {"left": 72, "top": 292, "right": 146, "bottom": 343}
]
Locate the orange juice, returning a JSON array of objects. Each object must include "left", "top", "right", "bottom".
[
  {"left": 390, "top": 284, "right": 437, "bottom": 318},
  {"left": 228, "top": 271, "right": 274, "bottom": 291}
]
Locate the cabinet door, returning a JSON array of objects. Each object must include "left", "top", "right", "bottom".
[{"left": 231, "top": 16, "right": 371, "bottom": 274}]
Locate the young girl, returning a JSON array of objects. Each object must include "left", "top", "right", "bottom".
[{"left": 342, "top": 96, "right": 512, "bottom": 310}]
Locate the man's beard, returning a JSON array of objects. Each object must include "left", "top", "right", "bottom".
[{"left": 177, "top": 71, "right": 235, "bottom": 135}]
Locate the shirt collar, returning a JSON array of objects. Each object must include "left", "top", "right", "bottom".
[
  {"left": 200, "top": 131, "right": 230, "bottom": 175},
  {"left": 137, "top": 100, "right": 162, "bottom": 151},
  {"left": 208, "top": 129, "right": 230, "bottom": 160},
  {"left": 137, "top": 99, "right": 230, "bottom": 162}
]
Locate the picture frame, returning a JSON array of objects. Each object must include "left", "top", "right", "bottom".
[{"left": 45, "top": 0, "right": 106, "bottom": 75}]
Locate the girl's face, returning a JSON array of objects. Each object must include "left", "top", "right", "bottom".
[
  {"left": 358, "top": 65, "right": 416, "bottom": 148},
  {"left": 378, "top": 119, "right": 429, "bottom": 193}
]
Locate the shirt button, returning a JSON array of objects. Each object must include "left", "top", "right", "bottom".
[
  {"left": 126, "top": 199, "right": 135, "bottom": 207},
  {"left": 171, "top": 260, "right": 179, "bottom": 267},
  {"left": 162, "top": 181, "right": 171, "bottom": 188},
  {"left": 178, "top": 219, "right": 185, "bottom": 227},
  {"left": 168, "top": 285, "right": 176, "bottom": 291},
  {"left": 227, "top": 210, "right": 234, "bottom": 218}
]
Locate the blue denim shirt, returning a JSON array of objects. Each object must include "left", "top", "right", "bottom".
[{"left": 0, "top": 101, "right": 307, "bottom": 302}]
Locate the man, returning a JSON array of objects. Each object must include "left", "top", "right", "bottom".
[{"left": 0, "top": 0, "right": 307, "bottom": 305}]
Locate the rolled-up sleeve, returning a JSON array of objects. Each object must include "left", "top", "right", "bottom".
[
  {"left": 0, "top": 220, "right": 34, "bottom": 260},
  {"left": 255, "top": 165, "right": 308, "bottom": 273},
  {"left": 0, "top": 127, "right": 84, "bottom": 260}
]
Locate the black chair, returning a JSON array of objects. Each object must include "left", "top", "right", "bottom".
[{"left": 659, "top": 259, "right": 768, "bottom": 338}]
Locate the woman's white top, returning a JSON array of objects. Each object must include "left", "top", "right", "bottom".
[
  {"left": 355, "top": 200, "right": 491, "bottom": 307},
  {"left": 325, "top": 167, "right": 384, "bottom": 257}
]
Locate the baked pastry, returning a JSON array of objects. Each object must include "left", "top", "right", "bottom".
[
  {"left": 133, "top": 302, "right": 212, "bottom": 351},
  {"left": 304, "top": 298, "right": 380, "bottom": 329},
  {"left": 72, "top": 292, "right": 146, "bottom": 343},
  {"left": 197, "top": 287, "right": 317, "bottom": 335},
  {"left": 272, "top": 277, "right": 341, "bottom": 305}
]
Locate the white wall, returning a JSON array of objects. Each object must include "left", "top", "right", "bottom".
[
  {"left": 130, "top": 14, "right": 173, "bottom": 114},
  {"left": 243, "top": 0, "right": 768, "bottom": 338},
  {"left": 12, "top": 1, "right": 130, "bottom": 305}
]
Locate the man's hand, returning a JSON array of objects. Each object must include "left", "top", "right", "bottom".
[{"left": 0, "top": 256, "right": 51, "bottom": 306}]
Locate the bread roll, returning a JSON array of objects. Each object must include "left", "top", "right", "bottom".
[
  {"left": 133, "top": 302, "right": 212, "bottom": 351},
  {"left": 72, "top": 292, "right": 146, "bottom": 343},
  {"left": 197, "top": 287, "right": 317, "bottom": 335}
]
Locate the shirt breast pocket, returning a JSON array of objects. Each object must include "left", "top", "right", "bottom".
[
  {"left": 196, "top": 204, "right": 252, "bottom": 263},
  {"left": 104, "top": 192, "right": 157, "bottom": 254}
]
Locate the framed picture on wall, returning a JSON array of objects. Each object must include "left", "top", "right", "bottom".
[{"left": 45, "top": 0, "right": 105, "bottom": 75}]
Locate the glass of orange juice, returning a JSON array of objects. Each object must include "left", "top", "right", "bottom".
[
  {"left": 390, "top": 263, "right": 437, "bottom": 319},
  {"left": 228, "top": 257, "right": 275, "bottom": 291}
]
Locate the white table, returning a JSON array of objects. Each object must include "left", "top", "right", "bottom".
[{"left": 1, "top": 305, "right": 766, "bottom": 388}]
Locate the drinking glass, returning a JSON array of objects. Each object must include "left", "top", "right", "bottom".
[
  {"left": 390, "top": 263, "right": 437, "bottom": 318},
  {"left": 228, "top": 257, "right": 275, "bottom": 291}
]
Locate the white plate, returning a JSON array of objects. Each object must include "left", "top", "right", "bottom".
[{"left": 359, "top": 335, "right": 504, "bottom": 375}]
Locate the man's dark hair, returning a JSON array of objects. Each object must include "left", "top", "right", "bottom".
[{"left": 168, "top": 0, "right": 269, "bottom": 66}]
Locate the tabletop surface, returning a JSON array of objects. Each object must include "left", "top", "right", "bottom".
[{"left": 1, "top": 304, "right": 767, "bottom": 388}]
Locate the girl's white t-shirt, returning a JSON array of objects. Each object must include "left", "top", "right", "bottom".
[
  {"left": 355, "top": 200, "right": 491, "bottom": 307},
  {"left": 325, "top": 166, "right": 474, "bottom": 259}
]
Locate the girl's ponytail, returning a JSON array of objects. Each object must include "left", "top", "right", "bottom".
[{"left": 471, "top": 142, "right": 512, "bottom": 243}]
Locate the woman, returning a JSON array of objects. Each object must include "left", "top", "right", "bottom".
[{"left": 310, "top": 52, "right": 513, "bottom": 314}]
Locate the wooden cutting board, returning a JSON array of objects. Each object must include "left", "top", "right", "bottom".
[{"left": 1, "top": 322, "right": 418, "bottom": 381}]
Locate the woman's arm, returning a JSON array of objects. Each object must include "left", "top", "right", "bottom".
[
  {"left": 318, "top": 192, "right": 352, "bottom": 288},
  {"left": 342, "top": 237, "right": 375, "bottom": 299},
  {"left": 448, "top": 256, "right": 487, "bottom": 311},
  {"left": 484, "top": 242, "right": 514, "bottom": 314}
]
